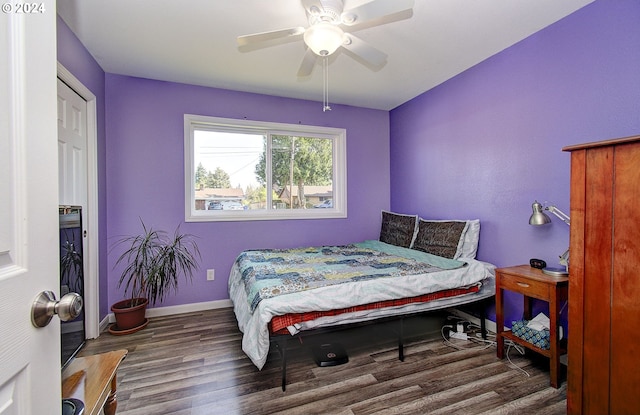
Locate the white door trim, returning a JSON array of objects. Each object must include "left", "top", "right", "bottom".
[{"left": 57, "top": 62, "right": 100, "bottom": 339}]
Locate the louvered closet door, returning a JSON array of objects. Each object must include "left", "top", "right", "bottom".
[{"left": 610, "top": 141, "right": 640, "bottom": 414}]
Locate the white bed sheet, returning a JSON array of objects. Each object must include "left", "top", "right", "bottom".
[{"left": 229, "top": 257, "right": 495, "bottom": 369}]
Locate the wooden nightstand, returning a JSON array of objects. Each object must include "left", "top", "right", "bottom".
[{"left": 495, "top": 265, "right": 568, "bottom": 388}]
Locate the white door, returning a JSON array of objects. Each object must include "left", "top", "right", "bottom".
[
  {"left": 57, "top": 78, "right": 88, "bottom": 208},
  {"left": 0, "top": 3, "right": 61, "bottom": 414}
]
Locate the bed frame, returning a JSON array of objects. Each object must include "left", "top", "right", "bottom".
[
  {"left": 269, "top": 294, "right": 493, "bottom": 391},
  {"left": 229, "top": 239, "right": 496, "bottom": 391}
]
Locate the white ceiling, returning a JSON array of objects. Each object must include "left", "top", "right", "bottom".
[{"left": 57, "top": 0, "right": 594, "bottom": 111}]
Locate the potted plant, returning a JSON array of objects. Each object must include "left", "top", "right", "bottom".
[{"left": 110, "top": 220, "right": 200, "bottom": 335}]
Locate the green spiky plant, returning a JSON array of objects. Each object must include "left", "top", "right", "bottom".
[{"left": 113, "top": 220, "right": 201, "bottom": 307}]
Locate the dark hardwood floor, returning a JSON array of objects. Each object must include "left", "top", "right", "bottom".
[{"left": 78, "top": 308, "right": 567, "bottom": 415}]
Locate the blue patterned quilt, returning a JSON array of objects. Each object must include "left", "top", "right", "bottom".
[{"left": 236, "top": 241, "right": 466, "bottom": 313}]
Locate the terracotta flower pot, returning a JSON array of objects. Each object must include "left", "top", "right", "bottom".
[{"left": 109, "top": 298, "right": 149, "bottom": 335}]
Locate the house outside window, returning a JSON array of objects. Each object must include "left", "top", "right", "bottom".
[{"left": 184, "top": 114, "right": 347, "bottom": 221}]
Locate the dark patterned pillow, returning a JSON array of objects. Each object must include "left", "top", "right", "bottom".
[
  {"left": 379, "top": 211, "right": 418, "bottom": 248},
  {"left": 413, "top": 220, "right": 467, "bottom": 259}
]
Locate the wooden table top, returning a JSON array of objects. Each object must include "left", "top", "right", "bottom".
[{"left": 62, "top": 349, "right": 128, "bottom": 415}]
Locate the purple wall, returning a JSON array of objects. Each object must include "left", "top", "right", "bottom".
[
  {"left": 389, "top": 0, "right": 640, "bottom": 326},
  {"left": 104, "top": 75, "right": 390, "bottom": 308},
  {"left": 56, "top": 16, "right": 110, "bottom": 319}
]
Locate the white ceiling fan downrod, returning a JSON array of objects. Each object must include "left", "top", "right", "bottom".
[{"left": 323, "top": 55, "right": 331, "bottom": 112}]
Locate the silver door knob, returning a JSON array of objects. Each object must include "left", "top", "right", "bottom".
[{"left": 31, "top": 291, "right": 83, "bottom": 328}]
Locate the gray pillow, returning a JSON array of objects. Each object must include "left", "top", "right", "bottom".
[
  {"left": 379, "top": 211, "right": 419, "bottom": 248},
  {"left": 412, "top": 220, "right": 467, "bottom": 259}
]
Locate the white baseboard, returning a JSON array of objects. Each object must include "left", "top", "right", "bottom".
[
  {"left": 105, "top": 299, "right": 233, "bottom": 326},
  {"left": 99, "top": 315, "right": 111, "bottom": 335},
  {"left": 100, "top": 301, "right": 493, "bottom": 336},
  {"left": 446, "top": 307, "right": 497, "bottom": 334}
]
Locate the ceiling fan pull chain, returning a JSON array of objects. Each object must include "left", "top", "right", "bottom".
[{"left": 323, "top": 56, "right": 331, "bottom": 112}]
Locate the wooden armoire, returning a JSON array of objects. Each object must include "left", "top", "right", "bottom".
[{"left": 564, "top": 135, "right": 640, "bottom": 415}]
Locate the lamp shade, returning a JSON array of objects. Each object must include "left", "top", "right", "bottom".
[
  {"left": 529, "top": 201, "right": 552, "bottom": 225},
  {"left": 304, "top": 22, "right": 344, "bottom": 56}
]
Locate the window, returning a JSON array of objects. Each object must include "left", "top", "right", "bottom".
[{"left": 184, "top": 115, "right": 347, "bottom": 221}]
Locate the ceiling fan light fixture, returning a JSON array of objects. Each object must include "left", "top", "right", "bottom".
[{"left": 304, "top": 22, "right": 344, "bottom": 56}]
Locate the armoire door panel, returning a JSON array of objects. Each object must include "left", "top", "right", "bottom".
[
  {"left": 610, "top": 142, "right": 640, "bottom": 415},
  {"left": 567, "top": 149, "right": 586, "bottom": 415},
  {"left": 582, "top": 146, "right": 614, "bottom": 414}
]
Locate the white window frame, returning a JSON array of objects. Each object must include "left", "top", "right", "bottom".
[{"left": 184, "top": 114, "right": 347, "bottom": 222}]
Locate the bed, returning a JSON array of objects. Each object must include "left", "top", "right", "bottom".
[{"left": 228, "top": 212, "right": 496, "bottom": 389}]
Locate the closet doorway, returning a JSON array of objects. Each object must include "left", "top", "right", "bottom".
[{"left": 57, "top": 64, "right": 100, "bottom": 339}]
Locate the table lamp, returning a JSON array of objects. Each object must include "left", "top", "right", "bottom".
[{"left": 529, "top": 200, "right": 570, "bottom": 276}]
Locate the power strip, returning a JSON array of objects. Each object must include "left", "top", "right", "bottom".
[
  {"left": 447, "top": 308, "right": 497, "bottom": 334},
  {"left": 450, "top": 332, "right": 468, "bottom": 340}
]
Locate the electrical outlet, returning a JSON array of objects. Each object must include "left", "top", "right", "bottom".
[{"left": 207, "top": 269, "right": 215, "bottom": 281}]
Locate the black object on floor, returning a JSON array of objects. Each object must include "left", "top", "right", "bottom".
[
  {"left": 312, "top": 343, "right": 349, "bottom": 367},
  {"left": 62, "top": 398, "right": 85, "bottom": 415}
]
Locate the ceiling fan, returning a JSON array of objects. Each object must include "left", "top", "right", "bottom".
[{"left": 237, "top": 0, "right": 415, "bottom": 77}]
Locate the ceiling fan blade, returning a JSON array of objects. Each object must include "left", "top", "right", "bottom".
[
  {"left": 341, "top": 0, "right": 414, "bottom": 26},
  {"left": 341, "top": 34, "right": 387, "bottom": 67},
  {"left": 237, "top": 27, "right": 305, "bottom": 47},
  {"left": 297, "top": 48, "right": 318, "bottom": 77}
]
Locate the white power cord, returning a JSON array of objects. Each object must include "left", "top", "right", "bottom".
[
  {"left": 440, "top": 324, "right": 495, "bottom": 351},
  {"left": 505, "top": 340, "right": 530, "bottom": 377},
  {"left": 441, "top": 318, "right": 531, "bottom": 377}
]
